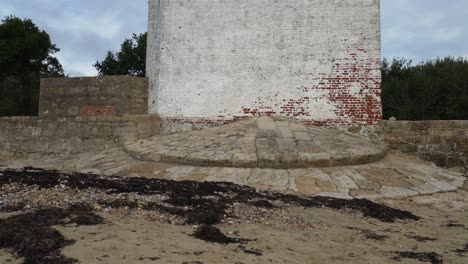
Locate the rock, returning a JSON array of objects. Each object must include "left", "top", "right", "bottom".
[
  {"left": 0, "top": 151, "right": 14, "bottom": 161},
  {"left": 398, "top": 144, "right": 418, "bottom": 153}
]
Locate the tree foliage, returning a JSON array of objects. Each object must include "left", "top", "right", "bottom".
[
  {"left": 94, "top": 33, "right": 146, "bottom": 77},
  {"left": 381, "top": 57, "right": 468, "bottom": 120},
  {"left": 0, "top": 16, "right": 64, "bottom": 116}
]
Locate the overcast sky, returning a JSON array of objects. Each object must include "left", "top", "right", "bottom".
[{"left": 1, "top": 0, "right": 467, "bottom": 77}]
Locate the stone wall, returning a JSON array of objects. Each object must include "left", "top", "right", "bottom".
[
  {"left": 39, "top": 76, "right": 148, "bottom": 117},
  {"left": 383, "top": 120, "right": 468, "bottom": 169},
  {"left": 0, "top": 115, "right": 160, "bottom": 158},
  {"left": 147, "top": 0, "right": 382, "bottom": 127}
]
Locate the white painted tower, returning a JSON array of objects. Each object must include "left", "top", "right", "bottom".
[{"left": 147, "top": 0, "right": 381, "bottom": 130}]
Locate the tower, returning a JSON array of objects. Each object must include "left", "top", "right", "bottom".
[{"left": 147, "top": 0, "right": 381, "bottom": 130}]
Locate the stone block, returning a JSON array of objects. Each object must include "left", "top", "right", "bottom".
[
  {"left": 315, "top": 180, "right": 337, "bottom": 193},
  {"left": 136, "top": 123, "right": 154, "bottom": 135},
  {"left": 299, "top": 152, "right": 332, "bottom": 167},
  {"left": 349, "top": 189, "right": 380, "bottom": 199},
  {"left": 294, "top": 131, "right": 312, "bottom": 141},
  {"left": 275, "top": 121, "right": 289, "bottom": 128},
  {"left": 289, "top": 123, "right": 308, "bottom": 132},
  {"left": 379, "top": 186, "right": 418, "bottom": 198},
  {"left": 446, "top": 156, "right": 465, "bottom": 168},
  {"left": 255, "top": 138, "right": 276, "bottom": 151},
  {"left": 295, "top": 176, "right": 321, "bottom": 195},
  {"left": 397, "top": 143, "right": 418, "bottom": 153},
  {"left": 410, "top": 184, "right": 441, "bottom": 195},
  {"left": 455, "top": 137, "right": 468, "bottom": 152},
  {"left": 276, "top": 153, "right": 301, "bottom": 169},
  {"left": 276, "top": 138, "right": 297, "bottom": 152},
  {"left": 386, "top": 121, "right": 410, "bottom": 130},
  {"left": 257, "top": 152, "right": 277, "bottom": 169},
  {"left": 10, "top": 116, "right": 31, "bottom": 122},
  {"left": 232, "top": 153, "right": 257, "bottom": 168},
  {"left": 330, "top": 152, "right": 352, "bottom": 166},
  {"left": 95, "top": 116, "right": 122, "bottom": 122},
  {"left": 206, "top": 153, "right": 233, "bottom": 167},
  {"left": 0, "top": 150, "right": 14, "bottom": 161},
  {"left": 430, "top": 120, "right": 452, "bottom": 129},
  {"left": 328, "top": 169, "right": 359, "bottom": 189},
  {"left": 97, "top": 126, "right": 113, "bottom": 138},
  {"left": 240, "top": 144, "right": 256, "bottom": 153},
  {"left": 428, "top": 180, "right": 457, "bottom": 192},
  {"left": 277, "top": 127, "right": 293, "bottom": 138},
  {"left": 164, "top": 152, "right": 190, "bottom": 165},
  {"left": 315, "top": 192, "right": 352, "bottom": 200},
  {"left": 257, "top": 117, "right": 277, "bottom": 130},
  {"left": 256, "top": 130, "right": 276, "bottom": 138}
]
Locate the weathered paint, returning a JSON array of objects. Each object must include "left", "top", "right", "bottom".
[{"left": 147, "top": 0, "right": 382, "bottom": 128}]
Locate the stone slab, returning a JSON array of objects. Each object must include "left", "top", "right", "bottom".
[{"left": 125, "top": 117, "right": 387, "bottom": 169}]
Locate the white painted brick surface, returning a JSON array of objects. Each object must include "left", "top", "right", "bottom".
[{"left": 147, "top": 0, "right": 381, "bottom": 127}]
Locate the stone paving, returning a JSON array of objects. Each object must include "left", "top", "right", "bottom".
[
  {"left": 0, "top": 117, "right": 465, "bottom": 200},
  {"left": 1, "top": 148, "right": 465, "bottom": 200},
  {"left": 125, "top": 116, "right": 388, "bottom": 169}
]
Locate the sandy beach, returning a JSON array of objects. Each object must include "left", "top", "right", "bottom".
[{"left": 1, "top": 169, "right": 467, "bottom": 264}]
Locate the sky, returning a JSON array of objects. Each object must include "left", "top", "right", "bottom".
[{"left": 1, "top": 0, "right": 467, "bottom": 77}]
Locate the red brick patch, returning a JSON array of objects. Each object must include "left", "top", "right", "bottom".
[{"left": 81, "top": 106, "right": 117, "bottom": 116}]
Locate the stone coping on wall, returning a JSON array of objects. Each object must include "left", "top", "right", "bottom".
[
  {"left": 383, "top": 120, "right": 468, "bottom": 130},
  {"left": 0, "top": 115, "right": 159, "bottom": 122}
]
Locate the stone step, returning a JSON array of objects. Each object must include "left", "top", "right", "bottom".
[{"left": 125, "top": 116, "right": 388, "bottom": 169}]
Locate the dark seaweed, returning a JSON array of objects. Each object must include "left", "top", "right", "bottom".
[
  {"left": 453, "top": 244, "right": 468, "bottom": 256},
  {"left": 236, "top": 245, "right": 263, "bottom": 256},
  {"left": 393, "top": 252, "right": 443, "bottom": 264},
  {"left": 0, "top": 168, "right": 420, "bottom": 224},
  {"left": 407, "top": 235, "right": 437, "bottom": 242},
  {"left": 0, "top": 202, "right": 26, "bottom": 212},
  {"left": 0, "top": 166, "right": 423, "bottom": 261},
  {"left": 444, "top": 221, "right": 466, "bottom": 229},
  {"left": 192, "top": 225, "right": 240, "bottom": 244},
  {"left": 363, "top": 231, "right": 389, "bottom": 241},
  {"left": 0, "top": 205, "right": 104, "bottom": 264}
]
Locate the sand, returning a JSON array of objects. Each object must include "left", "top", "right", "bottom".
[{"left": 2, "top": 190, "right": 467, "bottom": 264}]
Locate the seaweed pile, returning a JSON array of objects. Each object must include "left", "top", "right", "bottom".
[
  {"left": 393, "top": 251, "right": 444, "bottom": 264},
  {"left": 0, "top": 205, "right": 104, "bottom": 264},
  {"left": 0, "top": 167, "right": 423, "bottom": 263},
  {"left": 0, "top": 167, "right": 420, "bottom": 224}
]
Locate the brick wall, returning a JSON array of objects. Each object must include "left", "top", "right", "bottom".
[
  {"left": 147, "top": 0, "right": 382, "bottom": 128},
  {"left": 39, "top": 76, "right": 148, "bottom": 117},
  {"left": 0, "top": 115, "right": 160, "bottom": 158},
  {"left": 383, "top": 120, "right": 468, "bottom": 169}
]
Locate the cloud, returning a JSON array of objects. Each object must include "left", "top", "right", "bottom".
[
  {"left": 0, "top": 1, "right": 14, "bottom": 18},
  {"left": 1, "top": 0, "right": 467, "bottom": 75},
  {"left": 382, "top": 0, "right": 468, "bottom": 62},
  {"left": 47, "top": 12, "right": 122, "bottom": 40},
  {"left": 1, "top": 0, "right": 147, "bottom": 77}
]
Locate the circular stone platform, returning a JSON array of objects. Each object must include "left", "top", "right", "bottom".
[{"left": 125, "top": 117, "right": 387, "bottom": 169}]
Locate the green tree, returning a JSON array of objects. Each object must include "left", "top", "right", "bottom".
[
  {"left": 0, "top": 16, "right": 64, "bottom": 116},
  {"left": 94, "top": 33, "right": 147, "bottom": 77},
  {"left": 381, "top": 57, "right": 468, "bottom": 120}
]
